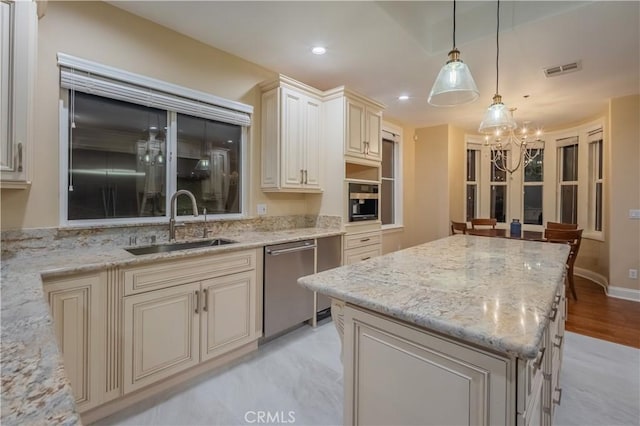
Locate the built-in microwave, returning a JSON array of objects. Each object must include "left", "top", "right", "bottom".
[{"left": 348, "top": 183, "right": 379, "bottom": 222}]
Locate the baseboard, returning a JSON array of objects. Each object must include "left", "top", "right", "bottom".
[
  {"left": 574, "top": 268, "right": 608, "bottom": 291},
  {"left": 607, "top": 286, "right": 640, "bottom": 302}
]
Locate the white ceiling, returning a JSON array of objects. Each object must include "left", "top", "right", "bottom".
[{"left": 109, "top": 1, "right": 640, "bottom": 133}]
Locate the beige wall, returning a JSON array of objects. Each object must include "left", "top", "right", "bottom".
[
  {"left": 608, "top": 95, "right": 640, "bottom": 291},
  {"left": 447, "top": 125, "right": 466, "bottom": 224},
  {"left": 413, "top": 125, "right": 450, "bottom": 245},
  {"left": 0, "top": 1, "right": 312, "bottom": 230}
]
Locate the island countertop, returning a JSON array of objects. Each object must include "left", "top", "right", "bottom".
[{"left": 298, "top": 234, "right": 570, "bottom": 359}]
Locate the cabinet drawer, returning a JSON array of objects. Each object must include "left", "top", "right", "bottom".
[
  {"left": 344, "top": 231, "right": 381, "bottom": 250},
  {"left": 123, "top": 249, "right": 257, "bottom": 295},
  {"left": 344, "top": 245, "right": 381, "bottom": 265}
]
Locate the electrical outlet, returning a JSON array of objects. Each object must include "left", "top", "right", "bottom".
[
  {"left": 629, "top": 269, "right": 638, "bottom": 279},
  {"left": 629, "top": 209, "right": 640, "bottom": 219},
  {"left": 257, "top": 204, "right": 267, "bottom": 216}
]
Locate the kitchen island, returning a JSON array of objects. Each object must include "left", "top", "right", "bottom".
[{"left": 299, "top": 235, "right": 570, "bottom": 426}]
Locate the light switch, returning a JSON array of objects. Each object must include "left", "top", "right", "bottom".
[{"left": 629, "top": 209, "right": 640, "bottom": 219}]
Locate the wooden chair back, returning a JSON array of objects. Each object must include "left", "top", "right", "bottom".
[
  {"left": 546, "top": 221, "right": 578, "bottom": 230},
  {"left": 471, "top": 218, "right": 497, "bottom": 230},
  {"left": 451, "top": 221, "right": 468, "bottom": 235},
  {"left": 544, "top": 228, "right": 583, "bottom": 300}
]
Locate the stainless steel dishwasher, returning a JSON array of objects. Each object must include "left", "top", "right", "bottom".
[{"left": 263, "top": 239, "right": 316, "bottom": 339}]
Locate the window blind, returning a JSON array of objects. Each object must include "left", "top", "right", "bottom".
[{"left": 58, "top": 53, "right": 252, "bottom": 127}]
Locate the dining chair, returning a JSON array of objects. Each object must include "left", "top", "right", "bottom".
[
  {"left": 544, "top": 228, "right": 583, "bottom": 300},
  {"left": 471, "top": 218, "right": 497, "bottom": 230},
  {"left": 547, "top": 221, "right": 578, "bottom": 230},
  {"left": 451, "top": 221, "right": 468, "bottom": 235}
]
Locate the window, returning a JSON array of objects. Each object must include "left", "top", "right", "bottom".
[
  {"left": 558, "top": 142, "right": 579, "bottom": 224},
  {"left": 59, "top": 54, "right": 251, "bottom": 225},
  {"left": 68, "top": 93, "right": 168, "bottom": 220},
  {"left": 381, "top": 129, "right": 402, "bottom": 227},
  {"left": 523, "top": 149, "right": 544, "bottom": 225},
  {"left": 466, "top": 148, "right": 479, "bottom": 221},
  {"left": 176, "top": 114, "right": 241, "bottom": 215},
  {"left": 490, "top": 150, "right": 508, "bottom": 223},
  {"left": 0, "top": 1, "right": 10, "bottom": 161},
  {"left": 589, "top": 132, "right": 603, "bottom": 232}
]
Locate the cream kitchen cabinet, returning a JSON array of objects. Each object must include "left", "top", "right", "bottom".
[
  {"left": 345, "top": 97, "right": 382, "bottom": 162},
  {"left": 343, "top": 305, "right": 511, "bottom": 425},
  {"left": 44, "top": 268, "right": 122, "bottom": 412},
  {"left": 260, "top": 75, "right": 322, "bottom": 192},
  {"left": 0, "top": 0, "right": 36, "bottom": 188},
  {"left": 122, "top": 249, "right": 260, "bottom": 394},
  {"left": 343, "top": 230, "right": 382, "bottom": 265}
]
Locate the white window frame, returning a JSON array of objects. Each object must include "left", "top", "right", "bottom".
[
  {"left": 381, "top": 123, "right": 403, "bottom": 230},
  {"left": 465, "top": 143, "right": 481, "bottom": 222},
  {"left": 58, "top": 55, "right": 251, "bottom": 227},
  {"left": 521, "top": 142, "right": 545, "bottom": 226},
  {"left": 557, "top": 138, "right": 579, "bottom": 225},
  {"left": 587, "top": 129, "right": 604, "bottom": 239}
]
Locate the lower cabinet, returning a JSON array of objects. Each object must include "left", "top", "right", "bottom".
[
  {"left": 44, "top": 270, "right": 114, "bottom": 412},
  {"left": 343, "top": 305, "right": 511, "bottom": 425},
  {"left": 44, "top": 248, "right": 261, "bottom": 421},
  {"left": 122, "top": 250, "right": 260, "bottom": 394},
  {"left": 343, "top": 230, "right": 382, "bottom": 265}
]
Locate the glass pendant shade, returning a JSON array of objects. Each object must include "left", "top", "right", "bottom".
[
  {"left": 478, "top": 94, "right": 517, "bottom": 134},
  {"left": 428, "top": 49, "right": 479, "bottom": 107}
]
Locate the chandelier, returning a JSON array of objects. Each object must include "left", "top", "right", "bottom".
[{"left": 478, "top": 0, "right": 544, "bottom": 174}]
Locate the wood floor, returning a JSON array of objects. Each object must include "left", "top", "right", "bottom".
[{"left": 566, "top": 276, "right": 640, "bottom": 349}]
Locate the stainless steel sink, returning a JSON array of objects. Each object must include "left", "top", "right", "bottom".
[{"left": 125, "top": 238, "right": 236, "bottom": 255}]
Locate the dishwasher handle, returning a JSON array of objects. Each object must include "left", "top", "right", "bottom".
[{"left": 266, "top": 244, "right": 317, "bottom": 256}]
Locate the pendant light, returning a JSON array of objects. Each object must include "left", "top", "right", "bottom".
[
  {"left": 428, "top": 0, "right": 479, "bottom": 107},
  {"left": 478, "top": 0, "right": 516, "bottom": 134}
]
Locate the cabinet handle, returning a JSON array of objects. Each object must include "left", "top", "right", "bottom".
[
  {"left": 553, "top": 387, "right": 563, "bottom": 405},
  {"left": 300, "top": 169, "right": 304, "bottom": 184},
  {"left": 203, "top": 288, "right": 208, "bottom": 312},
  {"left": 195, "top": 290, "right": 200, "bottom": 314},
  {"left": 549, "top": 305, "right": 558, "bottom": 322},
  {"left": 304, "top": 169, "right": 308, "bottom": 184},
  {"left": 17, "top": 142, "right": 23, "bottom": 172},
  {"left": 553, "top": 334, "right": 564, "bottom": 348},
  {"left": 363, "top": 141, "right": 369, "bottom": 154},
  {"left": 361, "top": 256, "right": 371, "bottom": 261},
  {"left": 533, "top": 347, "right": 546, "bottom": 370},
  {"left": 360, "top": 238, "right": 370, "bottom": 242}
]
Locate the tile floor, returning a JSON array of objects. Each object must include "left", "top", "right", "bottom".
[{"left": 99, "top": 320, "right": 640, "bottom": 426}]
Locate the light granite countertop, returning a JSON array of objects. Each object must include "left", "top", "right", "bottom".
[
  {"left": 299, "top": 234, "right": 570, "bottom": 360},
  {"left": 1, "top": 227, "right": 343, "bottom": 425}
]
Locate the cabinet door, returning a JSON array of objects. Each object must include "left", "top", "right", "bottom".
[
  {"left": 346, "top": 98, "right": 366, "bottom": 158},
  {"left": 201, "top": 270, "right": 257, "bottom": 362},
  {"left": 45, "top": 272, "right": 106, "bottom": 411},
  {"left": 123, "top": 282, "right": 201, "bottom": 394},
  {"left": 344, "top": 306, "right": 510, "bottom": 425},
  {"left": 303, "top": 95, "right": 322, "bottom": 189},
  {"left": 281, "top": 87, "right": 304, "bottom": 188},
  {"left": 0, "top": 0, "right": 36, "bottom": 186},
  {"left": 365, "top": 107, "right": 382, "bottom": 161}
]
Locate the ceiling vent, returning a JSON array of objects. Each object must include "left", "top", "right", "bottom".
[{"left": 543, "top": 61, "right": 582, "bottom": 77}]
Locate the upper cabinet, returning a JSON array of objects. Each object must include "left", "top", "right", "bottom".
[
  {"left": 260, "top": 75, "right": 323, "bottom": 193},
  {"left": 345, "top": 97, "right": 382, "bottom": 163},
  {"left": 324, "top": 87, "right": 384, "bottom": 166},
  {"left": 0, "top": 0, "right": 37, "bottom": 188}
]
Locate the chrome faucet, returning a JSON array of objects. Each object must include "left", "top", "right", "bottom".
[{"left": 169, "top": 190, "right": 199, "bottom": 242}]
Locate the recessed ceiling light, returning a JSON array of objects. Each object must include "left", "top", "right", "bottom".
[
  {"left": 398, "top": 95, "right": 409, "bottom": 101},
  {"left": 311, "top": 46, "right": 326, "bottom": 55}
]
